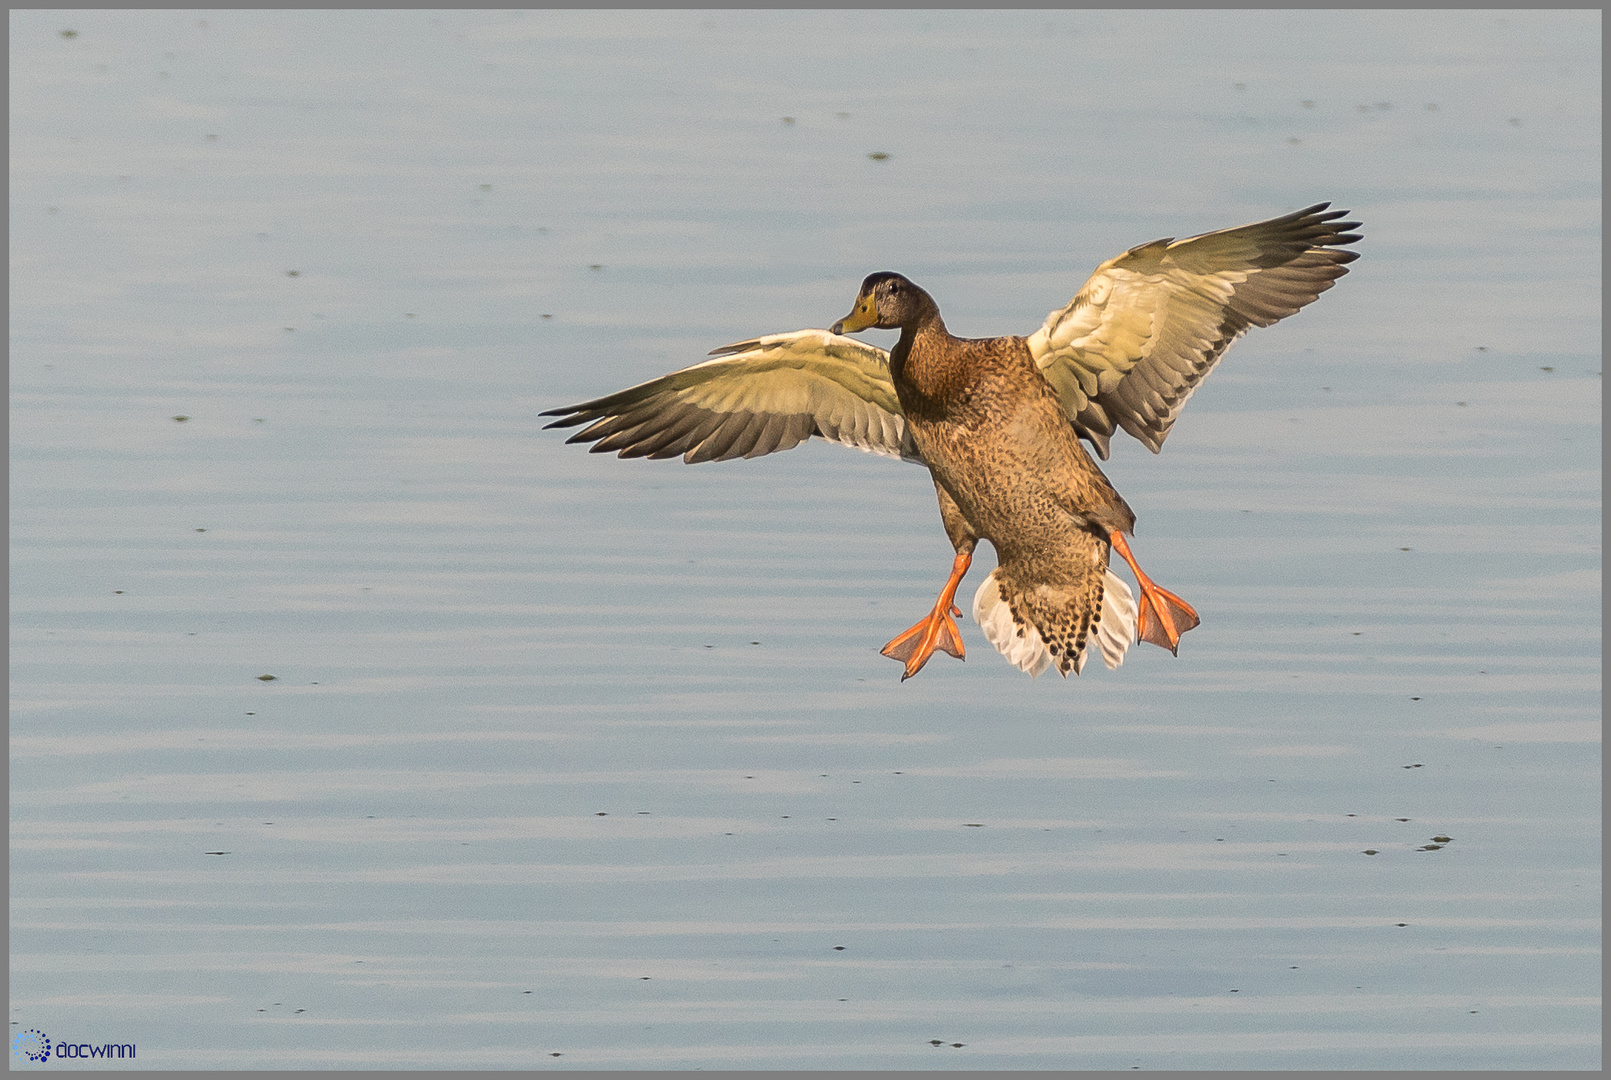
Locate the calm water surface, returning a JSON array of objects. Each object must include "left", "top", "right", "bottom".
[{"left": 10, "top": 9, "right": 1600, "bottom": 1070}]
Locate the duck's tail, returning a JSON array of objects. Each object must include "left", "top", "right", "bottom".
[{"left": 972, "top": 564, "right": 1137, "bottom": 678}]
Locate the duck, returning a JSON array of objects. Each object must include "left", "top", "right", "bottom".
[{"left": 542, "top": 203, "right": 1361, "bottom": 680}]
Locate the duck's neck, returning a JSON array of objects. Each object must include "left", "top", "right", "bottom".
[
  {"left": 888, "top": 309, "right": 957, "bottom": 422},
  {"left": 888, "top": 306, "right": 947, "bottom": 383}
]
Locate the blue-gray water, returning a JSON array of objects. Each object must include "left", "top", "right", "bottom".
[{"left": 10, "top": 9, "right": 1600, "bottom": 1070}]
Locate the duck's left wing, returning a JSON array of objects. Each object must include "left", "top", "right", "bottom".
[
  {"left": 541, "top": 329, "right": 921, "bottom": 464},
  {"left": 1027, "top": 203, "right": 1362, "bottom": 459}
]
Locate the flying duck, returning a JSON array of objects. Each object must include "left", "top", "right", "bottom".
[{"left": 542, "top": 203, "right": 1362, "bottom": 679}]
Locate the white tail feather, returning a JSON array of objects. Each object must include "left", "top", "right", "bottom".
[
  {"left": 972, "top": 568, "right": 1138, "bottom": 679},
  {"left": 972, "top": 570, "right": 1054, "bottom": 677},
  {"left": 1095, "top": 570, "right": 1137, "bottom": 670}
]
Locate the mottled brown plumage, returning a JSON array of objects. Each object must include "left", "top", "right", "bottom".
[
  {"left": 542, "top": 203, "right": 1362, "bottom": 679},
  {"left": 833, "top": 272, "right": 1151, "bottom": 679}
]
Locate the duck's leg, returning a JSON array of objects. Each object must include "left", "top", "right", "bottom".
[
  {"left": 881, "top": 550, "right": 971, "bottom": 680},
  {"left": 1108, "top": 531, "right": 1200, "bottom": 654}
]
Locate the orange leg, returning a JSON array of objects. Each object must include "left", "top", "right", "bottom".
[
  {"left": 881, "top": 550, "right": 971, "bottom": 681},
  {"left": 1108, "top": 531, "right": 1200, "bottom": 655}
]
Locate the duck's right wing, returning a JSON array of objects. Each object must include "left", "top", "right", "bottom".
[{"left": 541, "top": 329, "right": 922, "bottom": 464}]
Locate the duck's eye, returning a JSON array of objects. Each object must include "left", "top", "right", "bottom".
[{"left": 887, "top": 281, "right": 901, "bottom": 294}]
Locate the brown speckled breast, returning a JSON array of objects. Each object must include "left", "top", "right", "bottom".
[{"left": 896, "top": 327, "right": 1136, "bottom": 564}]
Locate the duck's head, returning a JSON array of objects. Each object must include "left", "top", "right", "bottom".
[{"left": 832, "top": 272, "right": 934, "bottom": 334}]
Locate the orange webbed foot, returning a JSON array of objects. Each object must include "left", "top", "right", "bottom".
[
  {"left": 882, "top": 550, "right": 972, "bottom": 680},
  {"left": 1135, "top": 582, "right": 1200, "bottom": 655},
  {"left": 881, "top": 606, "right": 967, "bottom": 681},
  {"left": 1109, "top": 531, "right": 1200, "bottom": 655}
]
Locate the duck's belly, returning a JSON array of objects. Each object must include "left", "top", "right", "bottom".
[{"left": 912, "top": 398, "right": 1126, "bottom": 560}]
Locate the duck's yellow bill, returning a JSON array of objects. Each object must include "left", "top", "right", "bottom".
[{"left": 832, "top": 294, "right": 878, "bottom": 334}]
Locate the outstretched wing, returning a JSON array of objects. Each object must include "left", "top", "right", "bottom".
[
  {"left": 541, "top": 329, "right": 921, "bottom": 464},
  {"left": 1026, "top": 202, "right": 1363, "bottom": 459}
]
